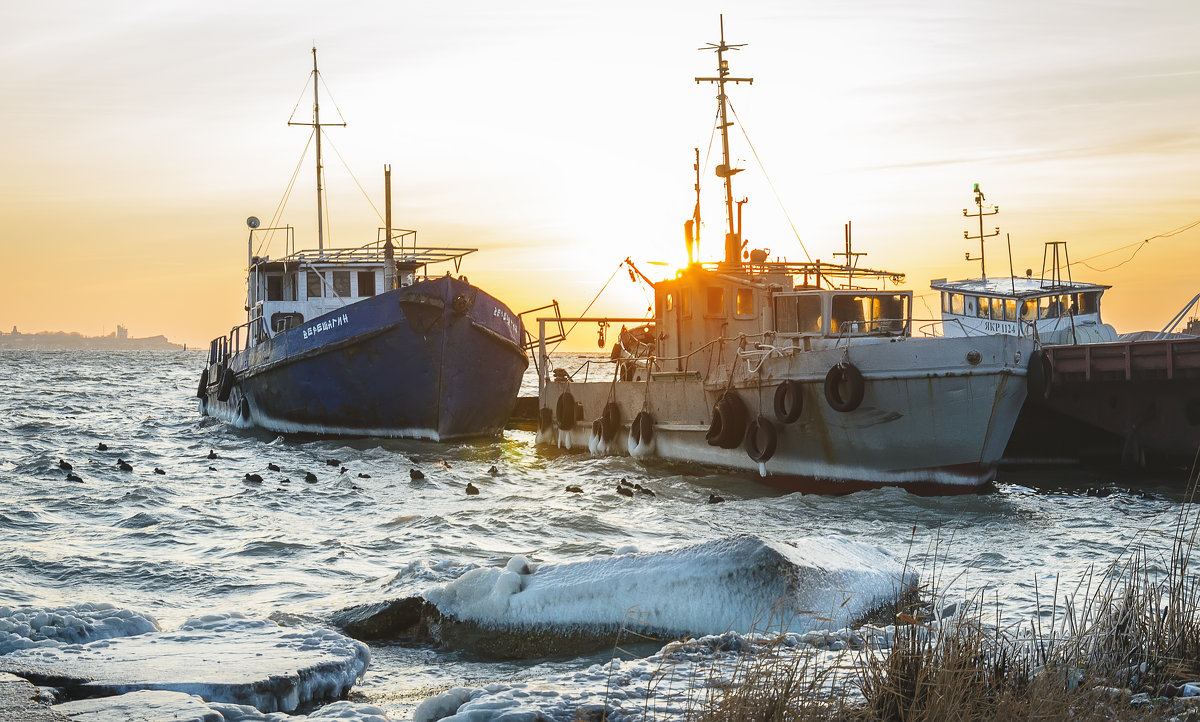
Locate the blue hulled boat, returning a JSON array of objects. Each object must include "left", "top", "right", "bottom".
[{"left": 198, "top": 49, "right": 527, "bottom": 440}]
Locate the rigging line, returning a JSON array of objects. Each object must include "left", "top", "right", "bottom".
[
  {"left": 321, "top": 130, "right": 386, "bottom": 226},
  {"left": 317, "top": 73, "right": 349, "bottom": 126},
  {"left": 286, "top": 73, "right": 313, "bottom": 126},
  {"left": 256, "top": 129, "right": 315, "bottom": 259},
  {"left": 1079, "top": 242, "right": 1150, "bottom": 272},
  {"left": 727, "top": 100, "right": 812, "bottom": 263},
  {"left": 549, "top": 263, "right": 625, "bottom": 355},
  {"left": 1146, "top": 218, "right": 1200, "bottom": 240}
]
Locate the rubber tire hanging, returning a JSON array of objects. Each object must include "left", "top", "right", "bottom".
[
  {"left": 744, "top": 416, "right": 778, "bottom": 463},
  {"left": 1027, "top": 350, "right": 1054, "bottom": 401},
  {"left": 556, "top": 391, "right": 578, "bottom": 431},
  {"left": 773, "top": 380, "right": 803, "bottom": 423},
  {"left": 706, "top": 392, "right": 748, "bottom": 449},
  {"left": 824, "top": 363, "right": 865, "bottom": 412},
  {"left": 630, "top": 411, "right": 654, "bottom": 446}
]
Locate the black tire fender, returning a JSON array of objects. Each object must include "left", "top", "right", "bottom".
[
  {"left": 824, "top": 363, "right": 865, "bottom": 412},
  {"left": 196, "top": 369, "right": 209, "bottom": 399},
  {"left": 555, "top": 391, "right": 577, "bottom": 431},
  {"left": 216, "top": 365, "right": 236, "bottom": 402},
  {"left": 706, "top": 392, "right": 747, "bottom": 449},
  {"left": 744, "top": 416, "right": 778, "bottom": 463},
  {"left": 538, "top": 407, "right": 554, "bottom": 432},
  {"left": 773, "top": 380, "right": 804, "bottom": 423},
  {"left": 601, "top": 401, "right": 620, "bottom": 442},
  {"left": 630, "top": 411, "right": 654, "bottom": 446},
  {"left": 1027, "top": 349, "right": 1054, "bottom": 401}
]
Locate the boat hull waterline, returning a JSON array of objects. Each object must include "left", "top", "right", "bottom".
[
  {"left": 201, "top": 276, "right": 527, "bottom": 441},
  {"left": 538, "top": 334, "right": 1032, "bottom": 494}
]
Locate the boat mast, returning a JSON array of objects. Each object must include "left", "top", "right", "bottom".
[
  {"left": 696, "top": 16, "right": 753, "bottom": 268},
  {"left": 963, "top": 183, "right": 999, "bottom": 279},
  {"left": 289, "top": 47, "right": 345, "bottom": 253}
]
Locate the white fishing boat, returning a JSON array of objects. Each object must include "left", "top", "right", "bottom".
[
  {"left": 930, "top": 190, "right": 1200, "bottom": 466},
  {"left": 532, "top": 20, "right": 1035, "bottom": 494}
]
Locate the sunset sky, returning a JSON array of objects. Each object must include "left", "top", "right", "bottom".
[{"left": 3, "top": 1, "right": 1198, "bottom": 349}]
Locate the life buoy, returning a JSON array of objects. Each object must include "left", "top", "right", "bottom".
[
  {"left": 216, "top": 365, "right": 236, "bottom": 402},
  {"left": 773, "top": 380, "right": 803, "bottom": 423},
  {"left": 744, "top": 416, "right": 778, "bottom": 463},
  {"left": 630, "top": 411, "right": 654, "bottom": 447},
  {"left": 196, "top": 369, "right": 209, "bottom": 399},
  {"left": 706, "top": 392, "right": 747, "bottom": 449},
  {"left": 1027, "top": 349, "right": 1054, "bottom": 401},
  {"left": 601, "top": 401, "right": 620, "bottom": 441},
  {"left": 824, "top": 363, "right": 864, "bottom": 412},
  {"left": 556, "top": 391, "right": 578, "bottom": 431},
  {"left": 538, "top": 407, "right": 554, "bottom": 432}
]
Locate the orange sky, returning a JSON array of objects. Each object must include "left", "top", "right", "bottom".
[{"left": 2, "top": 1, "right": 1198, "bottom": 350}]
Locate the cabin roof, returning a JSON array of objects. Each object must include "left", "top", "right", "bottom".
[{"left": 930, "top": 276, "right": 1109, "bottom": 298}]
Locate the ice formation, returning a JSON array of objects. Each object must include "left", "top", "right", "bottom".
[
  {"left": 422, "top": 534, "right": 910, "bottom": 638},
  {"left": 0, "top": 602, "right": 160, "bottom": 655},
  {"left": 5, "top": 612, "right": 370, "bottom": 713}
]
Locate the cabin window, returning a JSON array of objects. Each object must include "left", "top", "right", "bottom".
[
  {"left": 358, "top": 271, "right": 376, "bottom": 297},
  {"left": 664, "top": 292, "right": 674, "bottom": 312},
  {"left": 977, "top": 297, "right": 990, "bottom": 319},
  {"left": 1078, "top": 292, "right": 1099, "bottom": 314},
  {"left": 679, "top": 289, "right": 690, "bottom": 316},
  {"left": 774, "top": 295, "right": 822, "bottom": 334},
  {"left": 735, "top": 288, "right": 754, "bottom": 316},
  {"left": 266, "top": 275, "right": 283, "bottom": 302},
  {"left": 1004, "top": 299, "right": 1017, "bottom": 321},
  {"left": 873, "top": 294, "right": 908, "bottom": 332},
  {"left": 307, "top": 271, "right": 323, "bottom": 298},
  {"left": 270, "top": 312, "right": 304, "bottom": 333},
  {"left": 1041, "top": 296, "right": 1066, "bottom": 319},
  {"left": 941, "top": 292, "right": 949, "bottom": 313},
  {"left": 950, "top": 294, "right": 964, "bottom": 315},
  {"left": 1020, "top": 300, "right": 1035, "bottom": 321},
  {"left": 332, "top": 271, "right": 351, "bottom": 298},
  {"left": 990, "top": 298, "right": 1005, "bottom": 320},
  {"left": 706, "top": 287, "right": 725, "bottom": 316}
]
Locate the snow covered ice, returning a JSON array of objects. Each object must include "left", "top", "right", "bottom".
[
  {"left": 2, "top": 611, "right": 369, "bottom": 713},
  {"left": 422, "top": 534, "right": 910, "bottom": 639}
]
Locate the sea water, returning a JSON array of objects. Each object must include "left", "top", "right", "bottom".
[{"left": 0, "top": 349, "right": 1193, "bottom": 719}]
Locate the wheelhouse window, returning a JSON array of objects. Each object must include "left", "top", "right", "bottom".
[
  {"left": 950, "top": 293, "right": 965, "bottom": 315},
  {"left": 266, "top": 275, "right": 283, "bottom": 302},
  {"left": 735, "top": 288, "right": 754, "bottom": 316},
  {"left": 705, "top": 287, "right": 725, "bottom": 316},
  {"left": 358, "top": 271, "right": 376, "bottom": 297},
  {"left": 1003, "top": 299, "right": 1017, "bottom": 321},
  {"left": 1078, "top": 292, "right": 1099, "bottom": 314},
  {"left": 774, "top": 295, "right": 822, "bottom": 334},
  {"left": 306, "top": 271, "right": 323, "bottom": 298},
  {"left": 332, "top": 271, "right": 351, "bottom": 298},
  {"left": 831, "top": 293, "right": 908, "bottom": 335},
  {"left": 977, "top": 296, "right": 990, "bottom": 319}
]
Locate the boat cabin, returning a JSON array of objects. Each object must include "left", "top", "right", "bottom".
[
  {"left": 236, "top": 227, "right": 475, "bottom": 351},
  {"left": 930, "top": 276, "right": 1116, "bottom": 344},
  {"left": 653, "top": 263, "right": 912, "bottom": 372}
]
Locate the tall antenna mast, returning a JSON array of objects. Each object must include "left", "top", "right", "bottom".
[
  {"left": 288, "top": 47, "right": 346, "bottom": 252},
  {"left": 963, "top": 183, "right": 999, "bottom": 279},
  {"left": 696, "top": 15, "right": 753, "bottom": 268}
]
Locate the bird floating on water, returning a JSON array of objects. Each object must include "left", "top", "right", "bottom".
[
  {"left": 267, "top": 463, "right": 280, "bottom": 472},
  {"left": 66, "top": 472, "right": 83, "bottom": 483},
  {"left": 96, "top": 443, "right": 108, "bottom": 451},
  {"left": 58, "top": 459, "right": 72, "bottom": 471},
  {"left": 117, "top": 459, "right": 132, "bottom": 472},
  {"left": 244, "top": 473, "right": 263, "bottom": 483},
  {"left": 304, "top": 472, "right": 317, "bottom": 483},
  {"left": 207, "top": 450, "right": 217, "bottom": 460},
  {"left": 153, "top": 468, "right": 165, "bottom": 475},
  {"left": 410, "top": 469, "right": 425, "bottom": 481},
  {"left": 465, "top": 482, "right": 479, "bottom": 495}
]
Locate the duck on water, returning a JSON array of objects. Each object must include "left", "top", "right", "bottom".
[
  {"left": 533, "top": 19, "right": 1036, "bottom": 495},
  {"left": 198, "top": 48, "right": 527, "bottom": 441}
]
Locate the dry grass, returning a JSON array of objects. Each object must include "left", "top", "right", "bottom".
[{"left": 615, "top": 466, "right": 1200, "bottom": 721}]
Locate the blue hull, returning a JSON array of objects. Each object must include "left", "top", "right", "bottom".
[{"left": 200, "top": 276, "right": 527, "bottom": 440}]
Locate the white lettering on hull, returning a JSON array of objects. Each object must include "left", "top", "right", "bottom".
[{"left": 302, "top": 313, "right": 350, "bottom": 340}]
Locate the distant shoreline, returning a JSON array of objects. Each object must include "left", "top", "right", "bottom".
[{"left": 0, "top": 331, "right": 185, "bottom": 351}]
